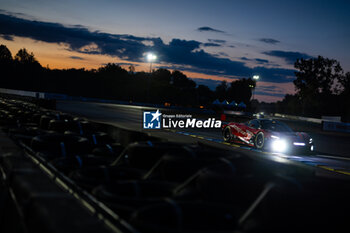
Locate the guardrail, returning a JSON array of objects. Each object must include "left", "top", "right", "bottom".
[
  {"left": 274, "top": 113, "right": 323, "bottom": 124},
  {"left": 223, "top": 110, "right": 252, "bottom": 117},
  {"left": 0, "top": 88, "right": 46, "bottom": 98},
  {"left": 274, "top": 113, "right": 350, "bottom": 133},
  {"left": 0, "top": 88, "right": 217, "bottom": 115}
]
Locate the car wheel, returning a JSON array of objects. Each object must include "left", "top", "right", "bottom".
[
  {"left": 254, "top": 132, "right": 264, "bottom": 149},
  {"left": 223, "top": 126, "right": 232, "bottom": 142}
]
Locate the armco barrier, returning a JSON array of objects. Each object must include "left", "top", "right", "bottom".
[
  {"left": 0, "top": 88, "right": 216, "bottom": 115},
  {"left": 323, "top": 121, "right": 350, "bottom": 133},
  {"left": 0, "top": 88, "right": 45, "bottom": 98},
  {"left": 274, "top": 113, "right": 323, "bottom": 124},
  {"left": 322, "top": 116, "right": 341, "bottom": 122}
]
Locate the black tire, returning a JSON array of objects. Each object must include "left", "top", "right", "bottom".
[
  {"left": 30, "top": 134, "right": 91, "bottom": 156},
  {"left": 48, "top": 119, "right": 66, "bottom": 133},
  {"left": 254, "top": 132, "right": 265, "bottom": 149},
  {"left": 39, "top": 115, "right": 53, "bottom": 130},
  {"left": 222, "top": 126, "right": 232, "bottom": 142}
]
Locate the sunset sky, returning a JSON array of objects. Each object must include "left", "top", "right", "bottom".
[{"left": 0, "top": 0, "right": 349, "bottom": 102}]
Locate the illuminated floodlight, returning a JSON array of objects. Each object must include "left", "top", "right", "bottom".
[
  {"left": 272, "top": 139, "right": 287, "bottom": 153},
  {"left": 146, "top": 53, "right": 157, "bottom": 62}
]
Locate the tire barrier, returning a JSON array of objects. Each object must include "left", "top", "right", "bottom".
[
  {"left": 92, "top": 180, "right": 176, "bottom": 219},
  {"left": 111, "top": 142, "right": 189, "bottom": 170},
  {"left": 70, "top": 166, "right": 145, "bottom": 191},
  {"left": 51, "top": 154, "right": 111, "bottom": 174},
  {"left": 1, "top": 96, "right": 350, "bottom": 233},
  {"left": 130, "top": 201, "right": 239, "bottom": 233},
  {"left": 30, "top": 134, "right": 91, "bottom": 158},
  {"left": 92, "top": 143, "right": 124, "bottom": 158},
  {"left": 39, "top": 115, "right": 53, "bottom": 130}
]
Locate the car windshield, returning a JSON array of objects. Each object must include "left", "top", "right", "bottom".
[{"left": 260, "top": 120, "right": 293, "bottom": 132}]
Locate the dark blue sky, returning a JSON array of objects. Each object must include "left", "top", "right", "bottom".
[{"left": 0, "top": 0, "right": 349, "bottom": 102}]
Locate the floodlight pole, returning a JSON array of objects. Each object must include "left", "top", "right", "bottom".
[
  {"left": 252, "top": 75, "right": 260, "bottom": 101},
  {"left": 146, "top": 53, "right": 157, "bottom": 103}
]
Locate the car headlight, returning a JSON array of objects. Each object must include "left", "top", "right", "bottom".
[
  {"left": 271, "top": 139, "right": 288, "bottom": 153},
  {"left": 309, "top": 138, "right": 313, "bottom": 144}
]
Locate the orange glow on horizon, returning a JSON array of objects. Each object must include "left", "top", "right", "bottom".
[
  {"left": 182, "top": 71, "right": 238, "bottom": 83},
  {"left": 0, "top": 36, "right": 292, "bottom": 102},
  {"left": 2, "top": 37, "right": 126, "bottom": 69}
]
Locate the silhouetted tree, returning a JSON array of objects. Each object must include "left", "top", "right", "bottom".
[
  {"left": 227, "top": 78, "right": 255, "bottom": 104},
  {"left": 339, "top": 72, "right": 350, "bottom": 95},
  {"left": 149, "top": 68, "right": 172, "bottom": 103},
  {"left": 171, "top": 70, "right": 196, "bottom": 89},
  {"left": 12, "top": 48, "right": 42, "bottom": 90},
  {"left": 128, "top": 65, "right": 135, "bottom": 74},
  {"left": 339, "top": 72, "right": 350, "bottom": 121},
  {"left": 293, "top": 56, "right": 344, "bottom": 116},
  {"left": 294, "top": 56, "right": 343, "bottom": 95},
  {"left": 14, "top": 48, "right": 41, "bottom": 67},
  {"left": 196, "top": 85, "right": 214, "bottom": 106},
  {"left": 0, "top": 44, "right": 12, "bottom": 62},
  {"left": 276, "top": 94, "right": 301, "bottom": 114},
  {"left": 215, "top": 81, "right": 228, "bottom": 101},
  {"left": 0, "top": 45, "right": 14, "bottom": 87}
]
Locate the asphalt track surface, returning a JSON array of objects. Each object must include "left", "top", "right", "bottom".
[{"left": 57, "top": 100, "right": 350, "bottom": 178}]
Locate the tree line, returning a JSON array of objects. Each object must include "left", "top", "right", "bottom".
[
  {"left": 1, "top": 44, "right": 349, "bottom": 121},
  {"left": 0, "top": 44, "right": 255, "bottom": 109}
]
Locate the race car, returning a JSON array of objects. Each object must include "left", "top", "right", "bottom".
[{"left": 222, "top": 119, "right": 314, "bottom": 154}]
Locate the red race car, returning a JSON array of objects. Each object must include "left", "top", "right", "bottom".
[{"left": 222, "top": 119, "right": 314, "bottom": 154}]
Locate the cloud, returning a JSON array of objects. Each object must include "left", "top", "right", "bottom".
[
  {"left": 258, "top": 38, "right": 280, "bottom": 44},
  {"left": 217, "top": 52, "right": 229, "bottom": 57},
  {"left": 254, "top": 91, "right": 286, "bottom": 98},
  {"left": 254, "top": 85, "right": 287, "bottom": 98},
  {"left": 263, "top": 50, "right": 313, "bottom": 65},
  {"left": 197, "top": 26, "right": 225, "bottom": 33},
  {"left": 257, "top": 85, "right": 281, "bottom": 93},
  {"left": 100, "top": 62, "right": 139, "bottom": 67},
  {"left": 240, "top": 57, "right": 269, "bottom": 64},
  {"left": 202, "top": 42, "right": 221, "bottom": 47},
  {"left": 207, "top": 39, "right": 235, "bottom": 48},
  {"left": 117, "top": 62, "right": 139, "bottom": 67},
  {"left": 208, "top": 39, "right": 226, "bottom": 44},
  {"left": 0, "top": 13, "right": 150, "bottom": 61},
  {"left": 0, "top": 12, "right": 296, "bottom": 83},
  {"left": 69, "top": 56, "right": 85, "bottom": 60},
  {"left": 255, "top": 58, "right": 269, "bottom": 64}
]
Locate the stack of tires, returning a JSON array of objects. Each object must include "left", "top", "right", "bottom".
[{"left": 1, "top": 97, "right": 350, "bottom": 233}]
